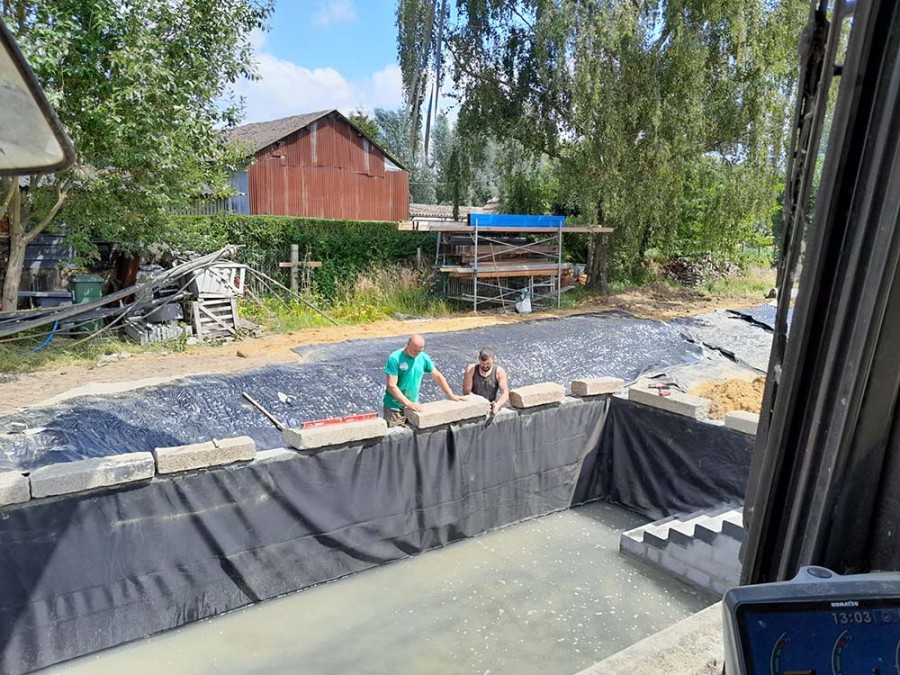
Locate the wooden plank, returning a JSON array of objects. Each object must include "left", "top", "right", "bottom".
[
  {"left": 278, "top": 261, "right": 323, "bottom": 268},
  {"left": 448, "top": 270, "right": 561, "bottom": 278}
]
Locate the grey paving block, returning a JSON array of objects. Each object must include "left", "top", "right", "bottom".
[
  {"left": 154, "top": 436, "right": 255, "bottom": 474},
  {"left": 628, "top": 386, "right": 712, "bottom": 420},
  {"left": 0, "top": 472, "right": 30, "bottom": 506},
  {"left": 30, "top": 453, "right": 154, "bottom": 498},
  {"left": 509, "top": 382, "right": 566, "bottom": 408},
  {"left": 405, "top": 394, "right": 490, "bottom": 429},
  {"left": 283, "top": 417, "right": 388, "bottom": 451},
  {"left": 570, "top": 377, "right": 625, "bottom": 397},
  {"left": 725, "top": 410, "right": 759, "bottom": 435}
]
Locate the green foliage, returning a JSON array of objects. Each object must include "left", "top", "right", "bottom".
[
  {"left": 374, "top": 108, "right": 437, "bottom": 203},
  {"left": 499, "top": 152, "right": 559, "bottom": 215},
  {"left": 165, "top": 215, "right": 435, "bottom": 301},
  {"left": 398, "top": 0, "right": 804, "bottom": 288},
  {"left": 348, "top": 109, "right": 381, "bottom": 142},
  {"left": 3, "top": 0, "right": 272, "bottom": 251}
]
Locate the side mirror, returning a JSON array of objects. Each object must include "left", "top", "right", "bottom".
[{"left": 0, "top": 18, "right": 75, "bottom": 176}]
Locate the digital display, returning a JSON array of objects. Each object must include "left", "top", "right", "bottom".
[{"left": 738, "top": 599, "right": 900, "bottom": 674}]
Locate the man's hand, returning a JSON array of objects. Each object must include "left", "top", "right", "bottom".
[
  {"left": 406, "top": 402, "right": 424, "bottom": 412},
  {"left": 490, "top": 401, "right": 499, "bottom": 414}
]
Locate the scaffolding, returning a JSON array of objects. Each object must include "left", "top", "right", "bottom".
[{"left": 416, "top": 214, "right": 613, "bottom": 311}]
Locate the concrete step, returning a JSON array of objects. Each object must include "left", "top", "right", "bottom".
[{"left": 619, "top": 504, "right": 745, "bottom": 597}]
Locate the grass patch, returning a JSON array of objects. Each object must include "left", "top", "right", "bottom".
[
  {"left": 241, "top": 265, "right": 454, "bottom": 330},
  {"left": 704, "top": 265, "right": 776, "bottom": 298},
  {"left": 0, "top": 334, "right": 186, "bottom": 375}
]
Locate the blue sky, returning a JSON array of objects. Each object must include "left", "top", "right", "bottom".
[{"left": 235, "top": 0, "right": 407, "bottom": 123}]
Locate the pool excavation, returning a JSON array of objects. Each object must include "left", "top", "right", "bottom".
[{"left": 0, "top": 312, "right": 768, "bottom": 673}]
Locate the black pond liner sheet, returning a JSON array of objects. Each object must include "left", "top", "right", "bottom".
[
  {"left": 573, "top": 397, "right": 756, "bottom": 520},
  {"left": 673, "top": 311, "right": 774, "bottom": 372},
  {"left": 0, "top": 396, "right": 752, "bottom": 674},
  {"left": 727, "top": 304, "right": 794, "bottom": 331},
  {"left": 0, "top": 312, "right": 702, "bottom": 471}
]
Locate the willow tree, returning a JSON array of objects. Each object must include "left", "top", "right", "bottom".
[
  {"left": 0, "top": 0, "right": 272, "bottom": 310},
  {"left": 397, "top": 0, "right": 806, "bottom": 290}
]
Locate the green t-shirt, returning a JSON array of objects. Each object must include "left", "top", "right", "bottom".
[{"left": 383, "top": 348, "right": 434, "bottom": 410}]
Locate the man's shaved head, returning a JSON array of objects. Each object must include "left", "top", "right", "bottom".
[{"left": 404, "top": 334, "right": 425, "bottom": 357}]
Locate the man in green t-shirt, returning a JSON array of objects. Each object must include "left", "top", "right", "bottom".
[{"left": 383, "top": 334, "right": 464, "bottom": 426}]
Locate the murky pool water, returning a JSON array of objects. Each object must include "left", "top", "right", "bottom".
[{"left": 46, "top": 503, "right": 711, "bottom": 675}]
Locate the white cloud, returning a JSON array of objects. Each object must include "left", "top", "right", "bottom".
[
  {"left": 234, "top": 36, "right": 404, "bottom": 123},
  {"left": 312, "top": 0, "right": 357, "bottom": 27}
]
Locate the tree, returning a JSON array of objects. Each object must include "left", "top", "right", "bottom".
[
  {"left": 374, "top": 107, "right": 437, "bottom": 203},
  {"left": 397, "top": 0, "right": 806, "bottom": 292},
  {"left": 348, "top": 109, "right": 381, "bottom": 142},
  {"left": 0, "top": 0, "right": 273, "bottom": 310}
]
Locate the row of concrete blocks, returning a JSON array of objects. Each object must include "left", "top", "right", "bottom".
[
  {"left": 0, "top": 436, "right": 256, "bottom": 507},
  {"left": 284, "top": 377, "right": 627, "bottom": 451},
  {"left": 627, "top": 385, "right": 761, "bottom": 434}
]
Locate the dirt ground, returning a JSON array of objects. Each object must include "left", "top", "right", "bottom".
[
  {"left": 0, "top": 286, "right": 764, "bottom": 415},
  {"left": 689, "top": 377, "right": 767, "bottom": 420}
]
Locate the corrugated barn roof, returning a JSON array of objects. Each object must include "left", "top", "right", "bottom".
[
  {"left": 222, "top": 110, "right": 333, "bottom": 154},
  {"left": 223, "top": 109, "right": 408, "bottom": 171}
]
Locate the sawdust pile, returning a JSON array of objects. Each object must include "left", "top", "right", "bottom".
[{"left": 689, "top": 377, "right": 766, "bottom": 420}]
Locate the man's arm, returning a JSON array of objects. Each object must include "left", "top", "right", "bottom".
[
  {"left": 386, "top": 374, "right": 423, "bottom": 412},
  {"left": 431, "top": 368, "right": 465, "bottom": 401},
  {"left": 462, "top": 364, "right": 475, "bottom": 395},
  {"left": 493, "top": 367, "right": 510, "bottom": 412}
]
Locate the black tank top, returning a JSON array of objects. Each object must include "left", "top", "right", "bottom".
[{"left": 472, "top": 364, "right": 499, "bottom": 401}]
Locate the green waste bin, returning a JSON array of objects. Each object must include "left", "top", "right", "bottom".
[
  {"left": 69, "top": 274, "right": 104, "bottom": 332},
  {"left": 70, "top": 274, "right": 104, "bottom": 304}
]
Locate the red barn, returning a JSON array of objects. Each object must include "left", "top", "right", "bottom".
[{"left": 222, "top": 109, "right": 409, "bottom": 222}]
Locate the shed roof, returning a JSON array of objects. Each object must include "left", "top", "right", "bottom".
[{"left": 223, "top": 109, "right": 408, "bottom": 171}]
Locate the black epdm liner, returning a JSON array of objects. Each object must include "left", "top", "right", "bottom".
[
  {"left": 0, "top": 398, "right": 754, "bottom": 674},
  {"left": 573, "top": 398, "right": 756, "bottom": 519}
]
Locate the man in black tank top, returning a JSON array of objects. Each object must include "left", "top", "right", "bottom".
[{"left": 463, "top": 347, "right": 510, "bottom": 414}]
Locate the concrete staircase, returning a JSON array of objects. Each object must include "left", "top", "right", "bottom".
[{"left": 620, "top": 505, "right": 745, "bottom": 597}]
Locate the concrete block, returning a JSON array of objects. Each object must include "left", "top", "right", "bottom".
[
  {"left": 685, "top": 567, "right": 712, "bottom": 591},
  {"left": 712, "top": 540, "right": 743, "bottom": 567},
  {"left": 659, "top": 552, "right": 689, "bottom": 577},
  {"left": 0, "top": 472, "right": 30, "bottom": 506},
  {"left": 570, "top": 377, "right": 625, "bottom": 397},
  {"left": 619, "top": 531, "right": 646, "bottom": 557},
  {"left": 30, "top": 453, "right": 154, "bottom": 498},
  {"left": 283, "top": 417, "right": 388, "bottom": 451},
  {"left": 643, "top": 546, "right": 662, "bottom": 565},
  {"left": 154, "top": 436, "right": 255, "bottom": 475},
  {"left": 628, "top": 386, "right": 711, "bottom": 420},
  {"left": 725, "top": 410, "right": 759, "bottom": 435},
  {"left": 405, "top": 394, "right": 490, "bottom": 429},
  {"left": 710, "top": 578, "right": 738, "bottom": 596},
  {"left": 509, "top": 382, "right": 566, "bottom": 409}
]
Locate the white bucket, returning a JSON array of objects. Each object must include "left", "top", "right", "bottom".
[{"left": 515, "top": 296, "right": 532, "bottom": 314}]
